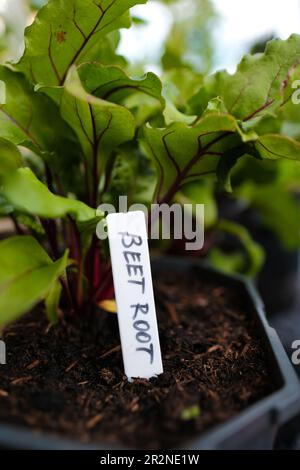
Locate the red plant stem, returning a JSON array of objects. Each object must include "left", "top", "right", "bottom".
[
  {"left": 45, "top": 163, "right": 54, "bottom": 192},
  {"left": 83, "top": 157, "right": 93, "bottom": 206},
  {"left": 76, "top": 256, "right": 84, "bottom": 310},
  {"left": 44, "top": 164, "right": 60, "bottom": 256},
  {"left": 67, "top": 216, "right": 84, "bottom": 310},
  {"left": 60, "top": 276, "right": 74, "bottom": 312},
  {"left": 85, "top": 235, "right": 100, "bottom": 291},
  {"left": 146, "top": 132, "right": 233, "bottom": 237},
  {"left": 158, "top": 132, "right": 233, "bottom": 207},
  {"left": 92, "top": 155, "right": 98, "bottom": 208},
  {"left": 54, "top": 173, "right": 66, "bottom": 197},
  {"left": 101, "top": 153, "right": 117, "bottom": 196},
  {"left": 40, "top": 218, "right": 59, "bottom": 259},
  {"left": 92, "top": 242, "right": 101, "bottom": 289},
  {"left": 89, "top": 105, "right": 99, "bottom": 208},
  {"left": 91, "top": 263, "right": 113, "bottom": 304},
  {"left": 85, "top": 238, "right": 95, "bottom": 288}
]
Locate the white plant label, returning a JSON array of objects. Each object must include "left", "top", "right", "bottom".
[{"left": 107, "top": 211, "right": 163, "bottom": 381}]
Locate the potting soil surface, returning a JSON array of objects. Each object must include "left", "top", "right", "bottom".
[{"left": 0, "top": 269, "right": 278, "bottom": 449}]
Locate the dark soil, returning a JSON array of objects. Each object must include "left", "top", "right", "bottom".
[{"left": 0, "top": 267, "right": 277, "bottom": 449}]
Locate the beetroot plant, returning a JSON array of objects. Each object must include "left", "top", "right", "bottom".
[{"left": 1, "top": 0, "right": 300, "bottom": 325}]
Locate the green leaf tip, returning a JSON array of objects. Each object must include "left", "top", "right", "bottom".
[
  {"left": 189, "top": 34, "right": 300, "bottom": 123},
  {"left": 17, "top": 0, "right": 148, "bottom": 87},
  {"left": 0, "top": 236, "right": 69, "bottom": 325},
  {"left": 1, "top": 167, "right": 99, "bottom": 222}
]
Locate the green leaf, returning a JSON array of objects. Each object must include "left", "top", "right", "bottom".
[
  {"left": 0, "top": 196, "right": 13, "bottom": 217},
  {"left": 162, "top": 67, "right": 203, "bottom": 109},
  {"left": 15, "top": 213, "right": 45, "bottom": 236},
  {"left": 236, "top": 182, "right": 300, "bottom": 249},
  {"left": 231, "top": 155, "right": 278, "bottom": 187},
  {"left": 140, "top": 113, "right": 238, "bottom": 202},
  {"left": 277, "top": 159, "right": 300, "bottom": 189},
  {"left": 88, "top": 32, "right": 127, "bottom": 68},
  {"left": 104, "top": 151, "right": 137, "bottom": 203},
  {"left": 0, "top": 66, "right": 75, "bottom": 153},
  {"left": 59, "top": 66, "right": 135, "bottom": 172},
  {"left": 211, "top": 219, "right": 265, "bottom": 277},
  {"left": 17, "top": 0, "right": 147, "bottom": 87},
  {"left": 163, "top": 100, "right": 196, "bottom": 125},
  {"left": 162, "top": 76, "right": 197, "bottom": 125},
  {"left": 209, "top": 248, "right": 251, "bottom": 277},
  {"left": 45, "top": 279, "right": 62, "bottom": 324},
  {"left": 1, "top": 167, "right": 98, "bottom": 223},
  {"left": 0, "top": 236, "right": 69, "bottom": 325},
  {"left": 78, "top": 62, "right": 164, "bottom": 107},
  {"left": 189, "top": 35, "right": 300, "bottom": 123},
  {"left": 175, "top": 179, "right": 217, "bottom": 229},
  {"left": 255, "top": 134, "right": 300, "bottom": 161},
  {"left": 276, "top": 61, "right": 300, "bottom": 137},
  {"left": 0, "top": 138, "right": 22, "bottom": 177},
  {"left": 224, "top": 134, "right": 300, "bottom": 192},
  {"left": 216, "top": 144, "right": 260, "bottom": 192},
  {"left": 0, "top": 66, "right": 80, "bottom": 187}
]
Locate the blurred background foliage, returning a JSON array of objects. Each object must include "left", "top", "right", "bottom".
[{"left": 1, "top": 0, "right": 300, "bottom": 280}]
